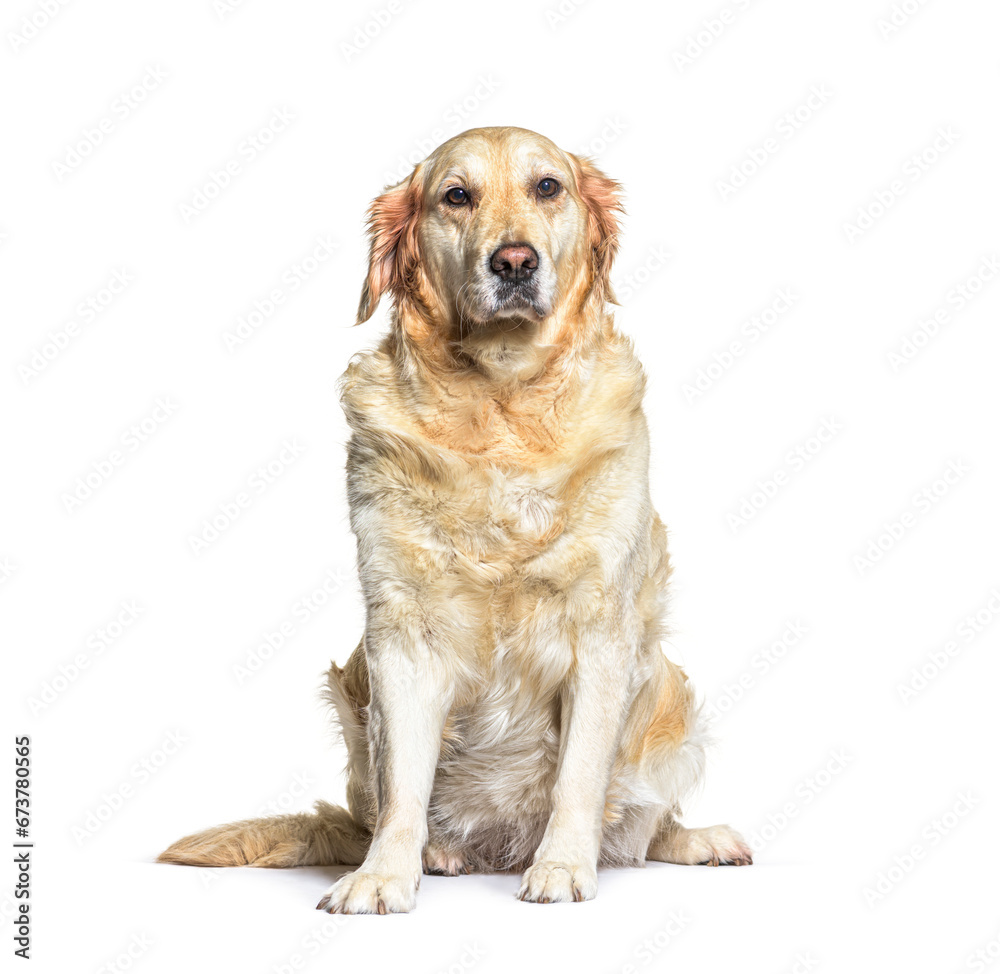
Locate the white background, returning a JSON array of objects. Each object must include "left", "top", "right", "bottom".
[{"left": 3, "top": 0, "right": 999, "bottom": 971}]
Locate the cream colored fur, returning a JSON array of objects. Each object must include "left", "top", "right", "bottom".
[{"left": 158, "top": 127, "right": 751, "bottom": 912}]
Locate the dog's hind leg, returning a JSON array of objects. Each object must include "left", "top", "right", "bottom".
[
  {"left": 646, "top": 810, "right": 752, "bottom": 866},
  {"left": 628, "top": 656, "right": 752, "bottom": 867}
]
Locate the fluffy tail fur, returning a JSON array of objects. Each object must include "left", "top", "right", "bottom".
[{"left": 156, "top": 800, "right": 370, "bottom": 868}]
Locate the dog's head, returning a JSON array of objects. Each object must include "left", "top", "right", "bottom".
[{"left": 357, "top": 127, "right": 623, "bottom": 341}]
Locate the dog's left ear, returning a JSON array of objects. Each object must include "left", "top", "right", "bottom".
[
  {"left": 356, "top": 166, "right": 423, "bottom": 324},
  {"left": 570, "top": 155, "right": 624, "bottom": 305}
]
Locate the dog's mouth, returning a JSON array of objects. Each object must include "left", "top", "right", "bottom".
[{"left": 487, "top": 281, "right": 548, "bottom": 321}]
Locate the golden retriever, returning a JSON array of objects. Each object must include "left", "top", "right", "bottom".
[{"left": 158, "top": 126, "right": 751, "bottom": 912}]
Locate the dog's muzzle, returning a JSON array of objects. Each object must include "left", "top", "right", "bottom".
[{"left": 484, "top": 243, "right": 547, "bottom": 318}]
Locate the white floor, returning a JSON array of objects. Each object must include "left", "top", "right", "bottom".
[{"left": 14, "top": 833, "right": 994, "bottom": 973}]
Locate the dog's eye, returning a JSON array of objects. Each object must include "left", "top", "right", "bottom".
[
  {"left": 537, "top": 178, "right": 561, "bottom": 199},
  {"left": 444, "top": 187, "right": 469, "bottom": 206}
]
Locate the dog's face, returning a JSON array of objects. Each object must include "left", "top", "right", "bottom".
[
  {"left": 419, "top": 129, "right": 588, "bottom": 325},
  {"left": 357, "top": 127, "right": 622, "bottom": 337}
]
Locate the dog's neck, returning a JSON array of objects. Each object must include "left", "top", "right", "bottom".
[
  {"left": 396, "top": 297, "right": 601, "bottom": 385},
  {"left": 382, "top": 301, "right": 639, "bottom": 462},
  {"left": 454, "top": 320, "right": 553, "bottom": 385}
]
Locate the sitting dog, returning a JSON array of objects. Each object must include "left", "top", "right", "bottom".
[{"left": 158, "top": 126, "right": 752, "bottom": 913}]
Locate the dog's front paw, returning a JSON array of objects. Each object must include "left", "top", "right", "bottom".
[
  {"left": 316, "top": 868, "right": 418, "bottom": 914},
  {"left": 517, "top": 860, "right": 597, "bottom": 904}
]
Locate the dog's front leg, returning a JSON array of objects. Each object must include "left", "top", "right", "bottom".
[
  {"left": 317, "top": 630, "right": 452, "bottom": 914},
  {"left": 518, "top": 619, "right": 635, "bottom": 904}
]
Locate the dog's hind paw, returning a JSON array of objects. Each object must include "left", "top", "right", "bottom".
[
  {"left": 651, "top": 823, "right": 754, "bottom": 866},
  {"left": 422, "top": 843, "right": 470, "bottom": 876}
]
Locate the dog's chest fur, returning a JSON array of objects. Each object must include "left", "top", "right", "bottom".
[{"left": 343, "top": 346, "right": 644, "bottom": 593}]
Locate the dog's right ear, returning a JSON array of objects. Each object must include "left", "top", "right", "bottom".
[{"left": 356, "top": 167, "right": 423, "bottom": 324}]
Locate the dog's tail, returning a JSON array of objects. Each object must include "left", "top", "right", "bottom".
[{"left": 156, "top": 800, "right": 370, "bottom": 868}]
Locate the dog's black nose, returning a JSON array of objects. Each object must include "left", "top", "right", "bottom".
[{"left": 490, "top": 244, "right": 538, "bottom": 282}]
